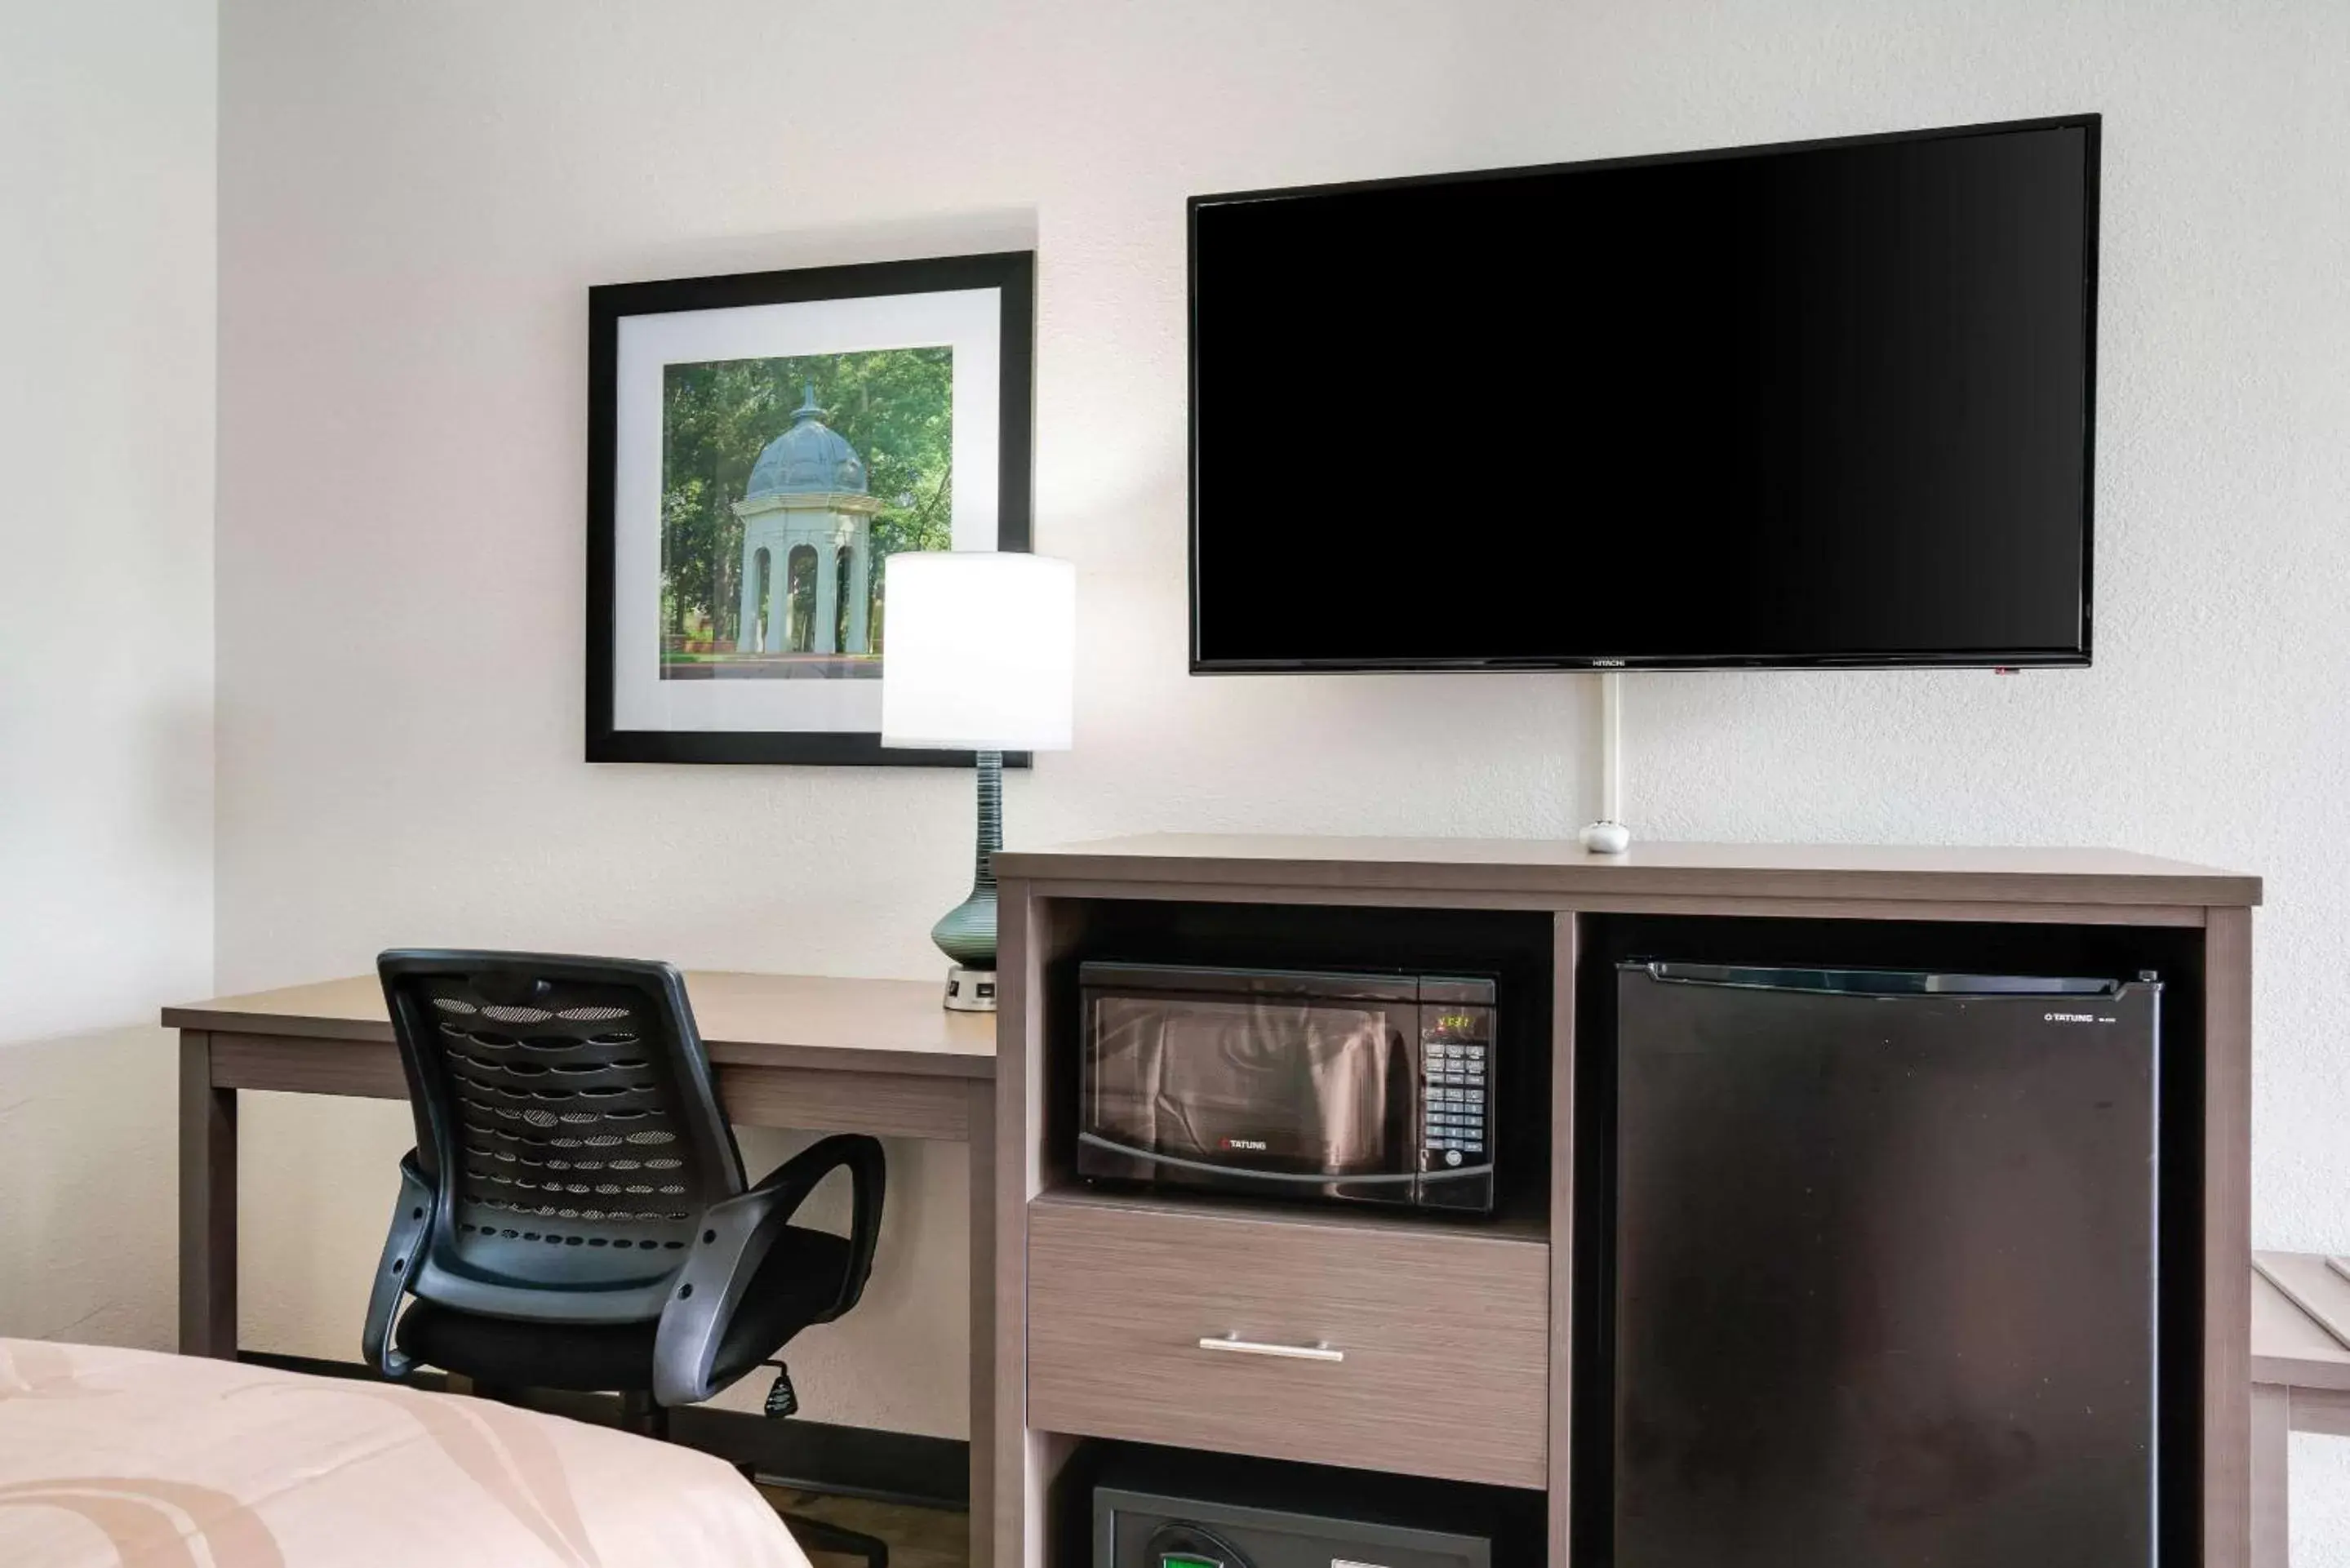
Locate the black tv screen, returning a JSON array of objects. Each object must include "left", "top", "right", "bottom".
[{"left": 1189, "top": 117, "right": 2098, "bottom": 671}]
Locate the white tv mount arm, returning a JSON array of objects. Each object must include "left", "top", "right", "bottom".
[{"left": 1579, "top": 669, "right": 1632, "bottom": 855}]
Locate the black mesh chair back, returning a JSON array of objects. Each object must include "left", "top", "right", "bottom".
[{"left": 372, "top": 950, "right": 744, "bottom": 1327}]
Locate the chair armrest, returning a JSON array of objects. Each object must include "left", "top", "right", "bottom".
[
  {"left": 651, "top": 1134, "right": 886, "bottom": 1408},
  {"left": 362, "top": 1151, "right": 434, "bottom": 1379}
]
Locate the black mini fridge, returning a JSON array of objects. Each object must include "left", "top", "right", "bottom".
[{"left": 1609, "top": 962, "right": 2160, "bottom": 1568}]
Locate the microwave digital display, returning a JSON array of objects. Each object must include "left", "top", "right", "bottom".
[{"left": 1074, "top": 962, "right": 1498, "bottom": 1215}]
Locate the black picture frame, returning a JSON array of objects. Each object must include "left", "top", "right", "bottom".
[{"left": 587, "top": 251, "right": 1035, "bottom": 766}]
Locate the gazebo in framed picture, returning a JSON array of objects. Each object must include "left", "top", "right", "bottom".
[{"left": 731, "top": 386, "right": 882, "bottom": 661}]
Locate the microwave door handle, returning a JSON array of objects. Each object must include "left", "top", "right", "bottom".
[{"left": 1076, "top": 1133, "right": 1423, "bottom": 1184}]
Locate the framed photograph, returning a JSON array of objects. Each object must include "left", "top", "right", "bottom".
[{"left": 587, "top": 251, "right": 1034, "bottom": 765}]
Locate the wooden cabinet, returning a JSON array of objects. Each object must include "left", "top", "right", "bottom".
[
  {"left": 990, "top": 836, "right": 2260, "bottom": 1568},
  {"left": 1026, "top": 1191, "right": 1548, "bottom": 1488}
]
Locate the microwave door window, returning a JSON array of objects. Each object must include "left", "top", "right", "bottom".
[{"left": 1090, "top": 997, "right": 1406, "bottom": 1175}]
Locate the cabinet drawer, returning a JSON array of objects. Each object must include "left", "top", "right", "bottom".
[{"left": 1026, "top": 1195, "right": 1548, "bottom": 1487}]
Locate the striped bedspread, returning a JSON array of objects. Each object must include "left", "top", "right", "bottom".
[{"left": 0, "top": 1339, "right": 810, "bottom": 1566}]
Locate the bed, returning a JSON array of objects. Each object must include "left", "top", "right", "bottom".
[{"left": 0, "top": 1338, "right": 811, "bottom": 1566}]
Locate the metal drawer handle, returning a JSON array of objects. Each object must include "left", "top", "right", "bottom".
[{"left": 1196, "top": 1332, "right": 1344, "bottom": 1363}]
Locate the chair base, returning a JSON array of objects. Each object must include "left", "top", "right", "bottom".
[
  {"left": 620, "top": 1388, "right": 669, "bottom": 1441},
  {"left": 446, "top": 1383, "right": 891, "bottom": 1565},
  {"left": 775, "top": 1508, "right": 890, "bottom": 1567}
]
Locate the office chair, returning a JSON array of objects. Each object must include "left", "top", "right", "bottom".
[{"left": 363, "top": 949, "right": 892, "bottom": 1568}]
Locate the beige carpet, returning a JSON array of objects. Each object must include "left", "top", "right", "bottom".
[{"left": 760, "top": 1486, "right": 969, "bottom": 1568}]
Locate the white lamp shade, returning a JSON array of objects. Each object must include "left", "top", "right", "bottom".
[{"left": 880, "top": 552, "right": 1076, "bottom": 751}]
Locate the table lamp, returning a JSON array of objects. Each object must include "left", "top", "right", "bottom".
[{"left": 881, "top": 551, "right": 1076, "bottom": 1011}]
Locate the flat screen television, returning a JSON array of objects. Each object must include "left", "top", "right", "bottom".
[{"left": 1188, "top": 116, "right": 2099, "bottom": 672}]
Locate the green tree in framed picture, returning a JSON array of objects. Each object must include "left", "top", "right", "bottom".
[{"left": 657, "top": 346, "right": 953, "bottom": 682}]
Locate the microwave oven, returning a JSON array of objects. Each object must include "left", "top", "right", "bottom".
[{"left": 1075, "top": 962, "right": 1497, "bottom": 1214}]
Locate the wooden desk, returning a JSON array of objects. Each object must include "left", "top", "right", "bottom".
[
  {"left": 163, "top": 970, "right": 997, "bottom": 1566},
  {"left": 2253, "top": 1252, "right": 2350, "bottom": 1567}
]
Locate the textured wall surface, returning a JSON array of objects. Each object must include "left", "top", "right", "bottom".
[
  {"left": 216, "top": 0, "right": 2348, "bottom": 1551},
  {"left": 0, "top": 0, "right": 215, "bottom": 1350}
]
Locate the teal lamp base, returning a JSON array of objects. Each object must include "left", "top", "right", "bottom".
[{"left": 932, "top": 750, "right": 1002, "bottom": 1012}]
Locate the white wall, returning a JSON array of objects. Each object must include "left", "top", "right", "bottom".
[
  {"left": 216, "top": 0, "right": 2350, "bottom": 1552},
  {"left": 0, "top": 0, "right": 216, "bottom": 1347}
]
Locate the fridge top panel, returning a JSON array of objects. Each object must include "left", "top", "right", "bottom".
[{"left": 1627, "top": 961, "right": 2152, "bottom": 998}]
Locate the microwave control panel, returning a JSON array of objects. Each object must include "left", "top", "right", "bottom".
[{"left": 1420, "top": 1004, "right": 1494, "bottom": 1174}]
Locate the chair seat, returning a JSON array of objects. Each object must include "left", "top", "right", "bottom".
[{"left": 397, "top": 1226, "right": 852, "bottom": 1397}]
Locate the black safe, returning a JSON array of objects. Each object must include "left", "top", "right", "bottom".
[
  {"left": 1091, "top": 1447, "right": 1526, "bottom": 1568},
  {"left": 1097, "top": 1487, "right": 1495, "bottom": 1568}
]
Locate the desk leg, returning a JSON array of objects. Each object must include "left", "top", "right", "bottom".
[
  {"left": 967, "top": 1078, "right": 996, "bottom": 1568},
  {"left": 2252, "top": 1382, "right": 2289, "bottom": 1568},
  {"left": 178, "top": 1030, "right": 238, "bottom": 1359}
]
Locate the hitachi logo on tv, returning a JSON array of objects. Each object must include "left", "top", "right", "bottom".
[
  {"left": 1591, "top": 657, "right": 1628, "bottom": 668},
  {"left": 1219, "top": 1136, "right": 1268, "bottom": 1152}
]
